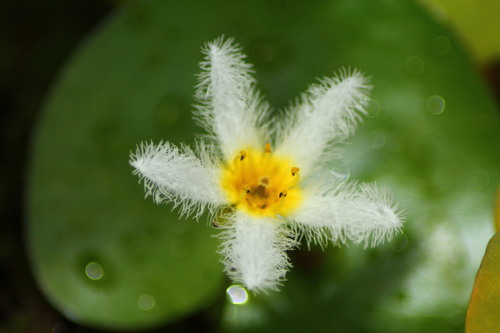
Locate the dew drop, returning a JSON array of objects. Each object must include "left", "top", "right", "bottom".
[
  {"left": 137, "top": 294, "right": 156, "bottom": 310},
  {"left": 405, "top": 56, "right": 424, "bottom": 75},
  {"left": 226, "top": 285, "right": 248, "bottom": 305},
  {"left": 85, "top": 262, "right": 104, "bottom": 280},
  {"left": 426, "top": 95, "right": 446, "bottom": 115},
  {"left": 432, "top": 36, "right": 451, "bottom": 55}
]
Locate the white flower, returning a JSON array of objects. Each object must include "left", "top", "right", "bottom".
[{"left": 130, "top": 37, "right": 403, "bottom": 293}]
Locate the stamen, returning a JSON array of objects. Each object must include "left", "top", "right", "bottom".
[
  {"left": 265, "top": 143, "right": 271, "bottom": 153},
  {"left": 239, "top": 150, "right": 247, "bottom": 161},
  {"left": 242, "top": 186, "right": 250, "bottom": 194},
  {"left": 291, "top": 167, "right": 300, "bottom": 176},
  {"left": 279, "top": 190, "right": 288, "bottom": 198}
]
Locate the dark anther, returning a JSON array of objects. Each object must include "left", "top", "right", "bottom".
[{"left": 239, "top": 151, "right": 247, "bottom": 161}]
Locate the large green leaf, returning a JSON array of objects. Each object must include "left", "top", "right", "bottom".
[{"left": 27, "top": 0, "right": 499, "bottom": 331}]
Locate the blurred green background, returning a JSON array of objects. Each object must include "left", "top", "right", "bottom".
[{"left": 1, "top": 0, "right": 499, "bottom": 332}]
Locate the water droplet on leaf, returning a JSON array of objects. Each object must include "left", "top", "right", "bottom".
[
  {"left": 226, "top": 285, "right": 248, "bottom": 305},
  {"left": 432, "top": 36, "right": 451, "bottom": 55},
  {"left": 137, "top": 294, "right": 156, "bottom": 310},
  {"left": 405, "top": 56, "right": 424, "bottom": 75},
  {"left": 85, "top": 262, "right": 104, "bottom": 280},
  {"left": 426, "top": 95, "right": 445, "bottom": 115}
]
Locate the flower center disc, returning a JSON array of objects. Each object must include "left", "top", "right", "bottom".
[{"left": 221, "top": 144, "right": 302, "bottom": 217}]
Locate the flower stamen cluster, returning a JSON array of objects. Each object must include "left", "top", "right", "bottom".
[{"left": 221, "top": 143, "right": 302, "bottom": 218}]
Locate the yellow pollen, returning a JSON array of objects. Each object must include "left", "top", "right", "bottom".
[{"left": 221, "top": 147, "right": 302, "bottom": 217}]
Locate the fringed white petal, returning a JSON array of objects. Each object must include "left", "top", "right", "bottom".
[
  {"left": 195, "top": 37, "right": 269, "bottom": 159},
  {"left": 289, "top": 180, "right": 402, "bottom": 248},
  {"left": 218, "top": 212, "right": 297, "bottom": 293},
  {"left": 130, "top": 141, "right": 226, "bottom": 218},
  {"left": 276, "top": 69, "right": 371, "bottom": 175}
]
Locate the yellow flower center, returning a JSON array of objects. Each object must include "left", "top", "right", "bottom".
[{"left": 221, "top": 143, "right": 302, "bottom": 217}]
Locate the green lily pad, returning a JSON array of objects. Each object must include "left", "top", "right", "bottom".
[{"left": 27, "top": 0, "right": 499, "bottom": 331}]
